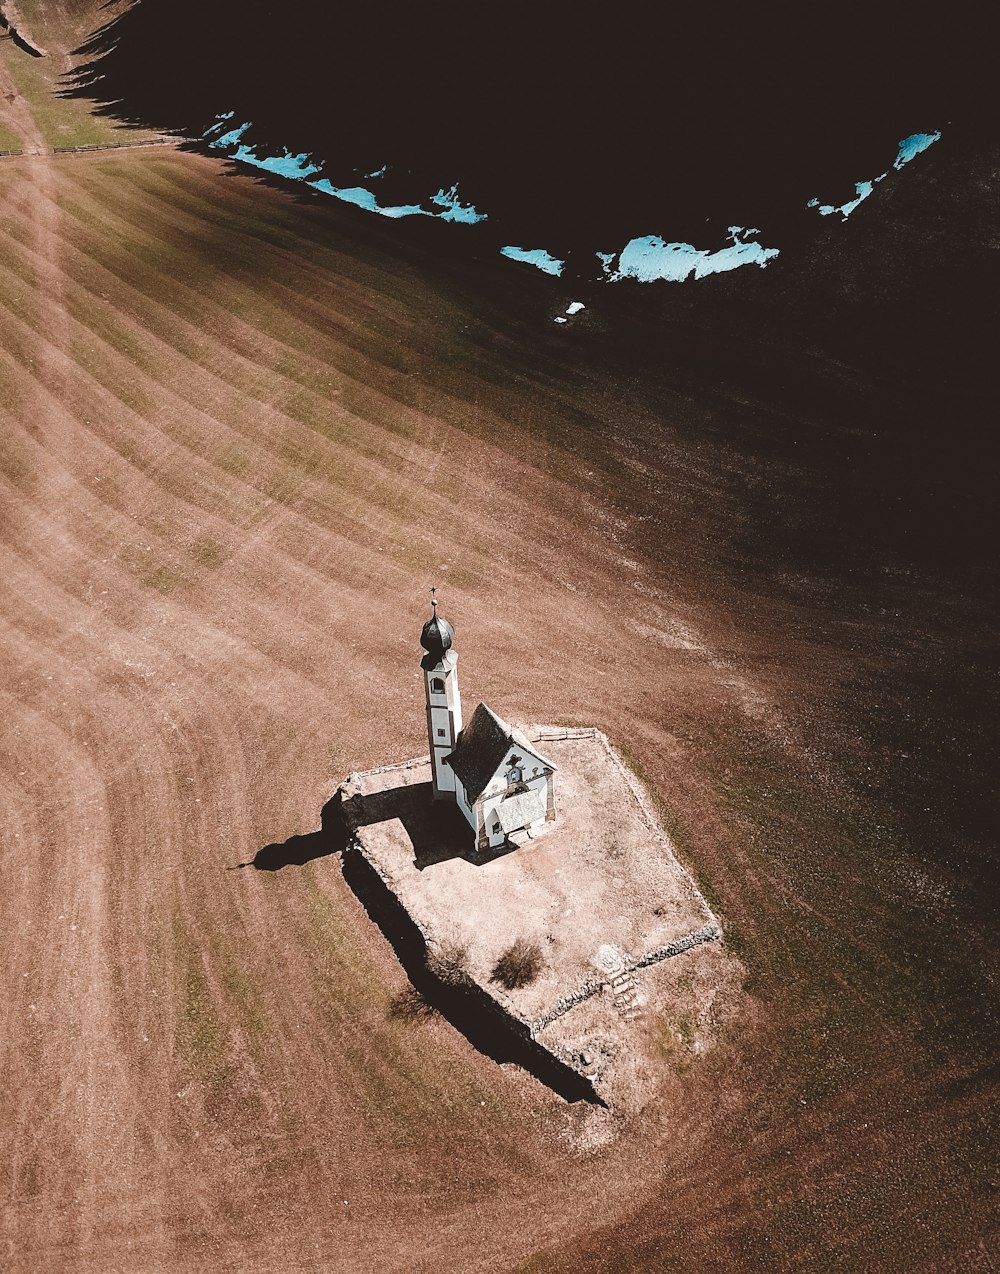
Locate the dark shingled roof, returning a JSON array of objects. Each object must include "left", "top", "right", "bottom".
[{"left": 447, "top": 703, "right": 555, "bottom": 802}]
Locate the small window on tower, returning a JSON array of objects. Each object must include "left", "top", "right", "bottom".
[
  {"left": 431, "top": 677, "right": 445, "bottom": 694},
  {"left": 437, "top": 728, "right": 445, "bottom": 738},
  {"left": 492, "top": 822, "right": 501, "bottom": 835}
]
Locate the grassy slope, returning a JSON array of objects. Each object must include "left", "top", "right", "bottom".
[
  {"left": 0, "top": 143, "right": 994, "bottom": 1274},
  {"left": 1, "top": 0, "right": 152, "bottom": 148}
]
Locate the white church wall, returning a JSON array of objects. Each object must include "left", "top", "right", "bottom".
[
  {"left": 424, "top": 651, "right": 462, "bottom": 797},
  {"left": 428, "top": 705, "right": 456, "bottom": 746},
  {"left": 433, "top": 751, "right": 457, "bottom": 792},
  {"left": 424, "top": 668, "right": 463, "bottom": 727},
  {"left": 480, "top": 771, "right": 550, "bottom": 845},
  {"left": 454, "top": 778, "right": 477, "bottom": 831}
]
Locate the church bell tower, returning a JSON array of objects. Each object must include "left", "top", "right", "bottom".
[{"left": 420, "top": 589, "right": 463, "bottom": 800}]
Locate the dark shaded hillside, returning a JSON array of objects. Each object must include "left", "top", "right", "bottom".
[
  {"left": 696, "top": 130, "right": 997, "bottom": 397},
  {"left": 66, "top": 2, "right": 999, "bottom": 429},
  {"left": 69, "top": 1, "right": 993, "bottom": 260}
]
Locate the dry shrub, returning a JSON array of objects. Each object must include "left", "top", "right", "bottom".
[
  {"left": 388, "top": 985, "right": 438, "bottom": 1021},
  {"left": 490, "top": 938, "right": 544, "bottom": 990},
  {"left": 426, "top": 939, "right": 471, "bottom": 987}
]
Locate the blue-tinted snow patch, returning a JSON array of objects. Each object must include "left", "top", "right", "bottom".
[
  {"left": 810, "top": 129, "right": 941, "bottom": 219},
  {"left": 307, "top": 179, "right": 437, "bottom": 219},
  {"left": 209, "top": 121, "right": 251, "bottom": 149},
  {"left": 205, "top": 117, "right": 487, "bottom": 224},
  {"left": 232, "top": 145, "right": 320, "bottom": 180},
  {"left": 203, "top": 111, "right": 235, "bottom": 139},
  {"left": 500, "top": 246, "right": 565, "bottom": 276},
  {"left": 814, "top": 178, "right": 877, "bottom": 218},
  {"left": 895, "top": 131, "right": 941, "bottom": 169},
  {"left": 204, "top": 116, "right": 942, "bottom": 288},
  {"left": 431, "top": 185, "right": 488, "bottom": 224},
  {"left": 603, "top": 227, "right": 778, "bottom": 283}
]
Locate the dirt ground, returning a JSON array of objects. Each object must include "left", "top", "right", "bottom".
[
  {"left": 346, "top": 731, "right": 719, "bottom": 1042},
  {"left": 0, "top": 14, "right": 997, "bottom": 1272}
]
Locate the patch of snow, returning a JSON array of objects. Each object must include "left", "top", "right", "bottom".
[
  {"left": 809, "top": 129, "right": 941, "bottom": 219},
  {"left": 307, "top": 180, "right": 427, "bottom": 218},
  {"left": 205, "top": 116, "right": 486, "bottom": 224},
  {"left": 232, "top": 145, "right": 320, "bottom": 180},
  {"left": 429, "top": 184, "right": 488, "bottom": 224},
  {"left": 500, "top": 246, "right": 566, "bottom": 276},
  {"left": 208, "top": 120, "right": 250, "bottom": 149},
  {"left": 602, "top": 226, "right": 778, "bottom": 283},
  {"left": 894, "top": 130, "right": 941, "bottom": 169},
  {"left": 203, "top": 111, "right": 234, "bottom": 138}
]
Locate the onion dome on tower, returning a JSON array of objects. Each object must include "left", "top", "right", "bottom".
[{"left": 420, "top": 592, "right": 454, "bottom": 663}]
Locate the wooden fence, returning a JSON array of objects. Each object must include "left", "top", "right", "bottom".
[{"left": 0, "top": 135, "right": 181, "bottom": 159}]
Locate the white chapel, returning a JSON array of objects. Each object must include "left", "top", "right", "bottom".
[{"left": 419, "top": 593, "right": 557, "bottom": 852}]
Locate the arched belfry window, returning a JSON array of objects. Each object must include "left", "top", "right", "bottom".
[{"left": 431, "top": 677, "right": 445, "bottom": 694}]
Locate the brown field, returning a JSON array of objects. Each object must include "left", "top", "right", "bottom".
[{"left": 1, "top": 14, "right": 998, "bottom": 1273}]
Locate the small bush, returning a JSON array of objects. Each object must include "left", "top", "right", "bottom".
[
  {"left": 490, "top": 939, "right": 544, "bottom": 990},
  {"left": 388, "top": 985, "right": 438, "bottom": 1021},
  {"left": 427, "top": 940, "right": 471, "bottom": 987}
]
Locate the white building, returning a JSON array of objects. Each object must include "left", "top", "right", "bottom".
[{"left": 420, "top": 595, "right": 556, "bottom": 851}]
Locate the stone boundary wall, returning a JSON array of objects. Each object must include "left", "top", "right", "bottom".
[
  {"left": 529, "top": 921, "right": 721, "bottom": 1035},
  {"left": 342, "top": 821, "right": 536, "bottom": 1039},
  {"left": 529, "top": 726, "right": 599, "bottom": 742},
  {"left": 345, "top": 753, "right": 429, "bottom": 784},
  {"left": 339, "top": 826, "right": 601, "bottom": 1103},
  {"left": 342, "top": 725, "right": 599, "bottom": 788},
  {"left": 634, "top": 922, "right": 720, "bottom": 970},
  {"left": 530, "top": 979, "right": 607, "bottom": 1034},
  {"left": 592, "top": 728, "right": 720, "bottom": 927},
  {"left": 525, "top": 726, "right": 721, "bottom": 1035}
]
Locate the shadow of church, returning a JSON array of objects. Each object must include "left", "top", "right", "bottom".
[
  {"left": 242, "top": 780, "right": 517, "bottom": 873},
  {"left": 342, "top": 781, "right": 518, "bottom": 870}
]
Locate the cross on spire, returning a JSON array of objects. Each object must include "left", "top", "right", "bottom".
[{"left": 430, "top": 584, "right": 438, "bottom": 612}]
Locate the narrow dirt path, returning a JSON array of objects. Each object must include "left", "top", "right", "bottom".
[{"left": 0, "top": 46, "right": 45, "bottom": 155}]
